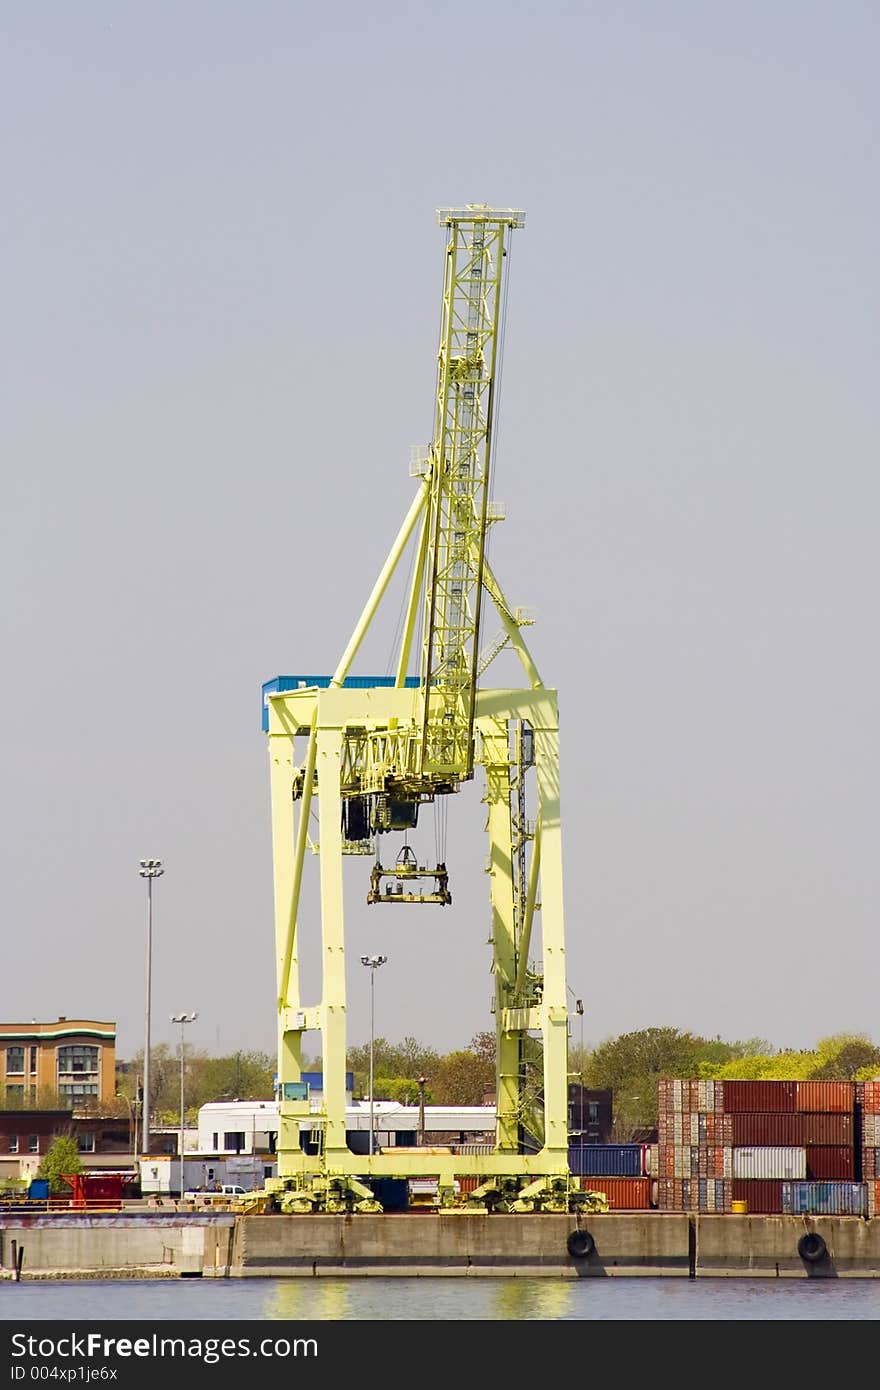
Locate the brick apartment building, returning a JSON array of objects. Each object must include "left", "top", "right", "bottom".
[{"left": 0, "top": 1018, "right": 116, "bottom": 1106}]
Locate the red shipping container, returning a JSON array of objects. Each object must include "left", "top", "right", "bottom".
[
  {"left": 731, "top": 1179, "right": 784, "bottom": 1213},
  {"left": 795, "top": 1081, "right": 854, "bottom": 1113},
  {"left": 705, "top": 1114, "right": 733, "bottom": 1145},
  {"left": 656, "top": 1178, "right": 679, "bottom": 1211},
  {"left": 799, "top": 1113, "right": 852, "bottom": 1144},
  {"left": 805, "top": 1146, "right": 855, "bottom": 1180},
  {"left": 696, "top": 1146, "right": 730, "bottom": 1179},
  {"left": 61, "top": 1173, "right": 134, "bottom": 1209},
  {"left": 456, "top": 1176, "right": 482, "bottom": 1195},
  {"left": 730, "top": 1112, "right": 852, "bottom": 1146},
  {"left": 582, "top": 1176, "right": 652, "bottom": 1210},
  {"left": 869, "top": 1180, "right": 880, "bottom": 1218},
  {"left": 862, "top": 1082, "right": 880, "bottom": 1114},
  {"left": 722, "top": 1081, "right": 796, "bottom": 1113},
  {"left": 659, "top": 1177, "right": 700, "bottom": 1211}
]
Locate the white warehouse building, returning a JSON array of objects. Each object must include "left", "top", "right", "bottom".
[
  {"left": 140, "top": 1077, "right": 496, "bottom": 1196},
  {"left": 141, "top": 1097, "right": 496, "bottom": 1197},
  {"left": 196, "top": 1097, "right": 496, "bottom": 1158}
]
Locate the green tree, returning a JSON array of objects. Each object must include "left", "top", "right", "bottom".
[
  {"left": 691, "top": 1037, "right": 772, "bottom": 1070},
  {"left": 347, "top": 1037, "right": 391, "bottom": 1097},
  {"left": 813, "top": 1034, "right": 880, "bottom": 1080},
  {"left": 190, "top": 1051, "right": 275, "bottom": 1108},
  {"left": 0, "top": 1087, "right": 71, "bottom": 1112},
  {"left": 122, "top": 1044, "right": 179, "bottom": 1122},
  {"left": 347, "top": 1037, "right": 440, "bottom": 1098},
  {"left": 704, "top": 1049, "right": 823, "bottom": 1081},
  {"left": 584, "top": 1027, "right": 701, "bottom": 1126},
  {"left": 120, "top": 1048, "right": 276, "bottom": 1121},
  {"left": 372, "top": 1076, "right": 434, "bottom": 1105},
  {"left": 394, "top": 1037, "right": 441, "bottom": 1079},
  {"left": 469, "top": 1031, "right": 496, "bottom": 1068},
  {"left": 37, "top": 1135, "right": 81, "bottom": 1195},
  {"left": 431, "top": 1049, "right": 494, "bottom": 1105},
  {"left": 585, "top": 1027, "right": 704, "bottom": 1088}
]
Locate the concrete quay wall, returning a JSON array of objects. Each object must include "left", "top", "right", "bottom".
[
  {"left": 0, "top": 1215, "right": 234, "bottom": 1279},
  {"left": 231, "top": 1213, "right": 690, "bottom": 1278},
  {"left": 695, "top": 1214, "right": 880, "bottom": 1278},
  {"left": 2, "top": 1212, "right": 880, "bottom": 1278},
  {"left": 231, "top": 1212, "right": 880, "bottom": 1278}
]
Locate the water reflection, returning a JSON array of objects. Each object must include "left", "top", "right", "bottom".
[
  {"left": 262, "top": 1276, "right": 577, "bottom": 1322},
  {"left": 490, "top": 1279, "right": 575, "bottom": 1321},
  {"left": 263, "top": 1279, "right": 352, "bottom": 1321},
  {"left": 4, "top": 1276, "right": 878, "bottom": 1322}
]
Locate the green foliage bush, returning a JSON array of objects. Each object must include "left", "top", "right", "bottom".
[{"left": 37, "top": 1136, "right": 81, "bottom": 1195}]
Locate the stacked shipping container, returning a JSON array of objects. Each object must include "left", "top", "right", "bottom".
[
  {"left": 568, "top": 1142, "right": 652, "bottom": 1209},
  {"left": 657, "top": 1080, "right": 728, "bottom": 1211},
  {"left": 567, "top": 1143, "right": 645, "bottom": 1177},
  {"left": 857, "top": 1082, "right": 880, "bottom": 1217},
  {"left": 657, "top": 1078, "right": 870, "bottom": 1214}
]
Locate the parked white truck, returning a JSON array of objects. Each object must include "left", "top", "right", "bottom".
[{"left": 182, "top": 1184, "right": 247, "bottom": 1200}]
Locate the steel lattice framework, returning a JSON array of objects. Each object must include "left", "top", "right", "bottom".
[{"left": 417, "top": 208, "right": 518, "bottom": 781}]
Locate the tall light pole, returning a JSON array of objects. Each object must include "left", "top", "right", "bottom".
[
  {"left": 417, "top": 1074, "right": 428, "bottom": 1148},
  {"left": 360, "top": 954, "right": 387, "bottom": 1156},
  {"left": 171, "top": 1012, "right": 198, "bottom": 1196},
  {"left": 138, "top": 858, "right": 164, "bottom": 1155}
]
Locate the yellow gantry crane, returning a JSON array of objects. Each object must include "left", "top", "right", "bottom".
[{"left": 262, "top": 206, "right": 597, "bottom": 1213}]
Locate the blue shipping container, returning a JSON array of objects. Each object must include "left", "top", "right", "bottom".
[
  {"left": 782, "top": 1181, "right": 867, "bottom": 1216},
  {"left": 371, "top": 1178, "right": 409, "bottom": 1212},
  {"left": 568, "top": 1145, "right": 644, "bottom": 1178}
]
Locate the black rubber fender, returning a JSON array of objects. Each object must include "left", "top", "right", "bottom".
[
  {"left": 797, "top": 1231, "right": 827, "bottom": 1263},
  {"left": 566, "top": 1228, "right": 595, "bottom": 1259}
]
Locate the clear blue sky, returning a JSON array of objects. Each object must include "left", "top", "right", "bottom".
[{"left": 2, "top": 2, "right": 878, "bottom": 1060}]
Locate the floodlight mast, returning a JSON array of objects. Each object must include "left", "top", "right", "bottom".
[{"left": 263, "top": 206, "right": 584, "bottom": 1215}]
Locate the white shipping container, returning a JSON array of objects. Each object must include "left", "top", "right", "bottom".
[
  {"left": 672, "top": 1080, "right": 684, "bottom": 1111},
  {"left": 733, "top": 1146, "right": 807, "bottom": 1180},
  {"left": 672, "top": 1145, "right": 698, "bottom": 1178}
]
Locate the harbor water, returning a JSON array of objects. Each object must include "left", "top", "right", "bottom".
[{"left": 2, "top": 1277, "right": 878, "bottom": 1320}]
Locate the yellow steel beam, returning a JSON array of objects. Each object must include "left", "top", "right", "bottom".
[{"left": 331, "top": 481, "right": 428, "bottom": 689}]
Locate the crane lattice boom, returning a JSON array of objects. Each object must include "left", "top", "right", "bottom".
[{"left": 418, "top": 206, "right": 524, "bottom": 783}]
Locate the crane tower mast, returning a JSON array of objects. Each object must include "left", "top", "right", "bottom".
[{"left": 417, "top": 208, "right": 518, "bottom": 783}]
